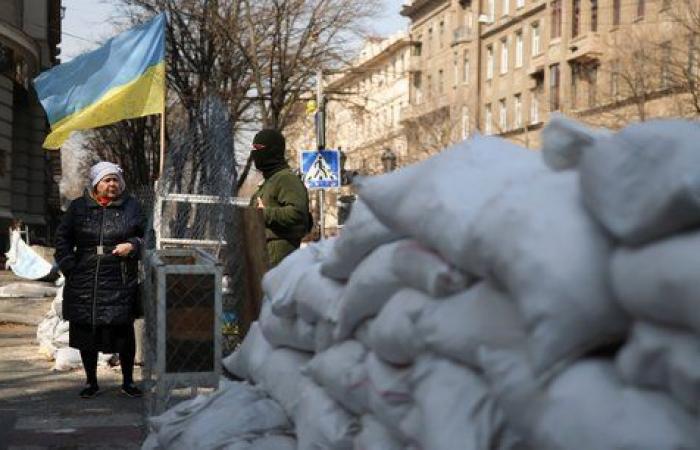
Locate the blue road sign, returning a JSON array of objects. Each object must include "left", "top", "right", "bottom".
[{"left": 300, "top": 149, "right": 341, "bottom": 189}]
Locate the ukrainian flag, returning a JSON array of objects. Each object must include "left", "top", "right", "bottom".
[{"left": 34, "top": 14, "right": 166, "bottom": 149}]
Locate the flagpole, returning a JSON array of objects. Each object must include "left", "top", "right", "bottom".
[{"left": 158, "top": 16, "right": 166, "bottom": 180}]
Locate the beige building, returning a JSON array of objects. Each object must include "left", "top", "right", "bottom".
[
  {"left": 0, "top": 0, "right": 62, "bottom": 252},
  {"left": 401, "top": 0, "right": 694, "bottom": 151}
]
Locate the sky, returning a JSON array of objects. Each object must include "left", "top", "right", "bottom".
[{"left": 60, "top": 0, "right": 410, "bottom": 62}]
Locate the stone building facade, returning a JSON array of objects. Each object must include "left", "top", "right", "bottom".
[{"left": 0, "top": 0, "right": 62, "bottom": 252}]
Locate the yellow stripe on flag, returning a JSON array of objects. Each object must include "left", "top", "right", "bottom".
[{"left": 43, "top": 62, "right": 165, "bottom": 149}]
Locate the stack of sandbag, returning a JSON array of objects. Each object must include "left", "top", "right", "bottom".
[
  {"left": 192, "top": 121, "right": 698, "bottom": 449},
  {"left": 142, "top": 379, "right": 295, "bottom": 450},
  {"left": 36, "top": 286, "right": 113, "bottom": 371},
  {"left": 543, "top": 115, "right": 700, "bottom": 420}
]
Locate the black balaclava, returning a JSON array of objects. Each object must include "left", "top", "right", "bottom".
[{"left": 252, "top": 129, "right": 289, "bottom": 179}]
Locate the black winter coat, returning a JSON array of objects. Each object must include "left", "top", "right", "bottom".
[{"left": 55, "top": 191, "right": 145, "bottom": 326}]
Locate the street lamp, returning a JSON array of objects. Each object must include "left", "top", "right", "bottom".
[{"left": 381, "top": 148, "right": 397, "bottom": 173}]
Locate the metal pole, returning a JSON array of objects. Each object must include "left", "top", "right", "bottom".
[{"left": 316, "top": 69, "right": 326, "bottom": 240}]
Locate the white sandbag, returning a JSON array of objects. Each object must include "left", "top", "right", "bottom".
[
  {"left": 611, "top": 230, "right": 700, "bottom": 334},
  {"left": 333, "top": 241, "right": 406, "bottom": 340},
  {"left": 303, "top": 340, "right": 369, "bottom": 415},
  {"left": 482, "top": 349, "right": 700, "bottom": 450},
  {"left": 294, "top": 263, "right": 345, "bottom": 324},
  {"left": 469, "top": 172, "right": 628, "bottom": 375},
  {"left": 391, "top": 240, "right": 470, "bottom": 297},
  {"left": 53, "top": 347, "right": 82, "bottom": 371},
  {"left": 616, "top": 322, "right": 700, "bottom": 414},
  {"left": 540, "top": 360, "right": 700, "bottom": 450},
  {"left": 405, "top": 355, "right": 520, "bottom": 450},
  {"left": 148, "top": 380, "right": 290, "bottom": 450},
  {"left": 295, "top": 378, "right": 360, "bottom": 450},
  {"left": 0, "top": 281, "right": 57, "bottom": 298},
  {"left": 353, "top": 320, "right": 374, "bottom": 350},
  {"left": 4, "top": 229, "right": 53, "bottom": 280},
  {"left": 417, "top": 282, "right": 527, "bottom": 369},
  {"left": 222, "top": 322, "right": 273, "bottom": 381},
  {"left": 356, "top": 134, "right": 545, "bottom": 274},
  {"left": 259, "top": 300, "right": 315, "bottom": 352},
  {"left": 365, "top": 352, "right": 413, "bottom": 436},
  {"left": 321, "top": 198, "right": 402, "bottom": 280},
  {"left": 314, "top": 318, "right": 335, "bottom": 353},
  {"left": 367, "top": 289, "right": 431, "bottom": 365},
  {"left": 353, "top": 415, "right": 404, "bottom": 450},
  {"left": 258, "top": 347, "right": 312, "bottom": 416},
  {"left": 544, "top": 115, "right": 700, "bottom": 244},
  {"left": 263, "top": 241, "right": 328, "bottom": 318},
  {"left": 222, "top": 435, "right": 296, "bottom": 450}
]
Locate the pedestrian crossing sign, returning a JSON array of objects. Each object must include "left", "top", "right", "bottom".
[{"left": 300, "top": 149, "right": 341, "bottom": 189}]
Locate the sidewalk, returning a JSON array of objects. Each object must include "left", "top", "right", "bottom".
[{"left": 0, "top": 272, "right": 145, "bottom": 449}]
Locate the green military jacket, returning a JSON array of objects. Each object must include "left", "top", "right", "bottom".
[{"left": 251, "top": 168, "right": 310, "bottom": 265}]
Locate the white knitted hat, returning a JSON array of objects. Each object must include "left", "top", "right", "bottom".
[{"left": 89, "top": 161, "right": 125, "bottom": 191}]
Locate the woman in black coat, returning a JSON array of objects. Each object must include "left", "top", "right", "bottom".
[{"left": 55, "top": 162, "right": 145, "bottom": 399}]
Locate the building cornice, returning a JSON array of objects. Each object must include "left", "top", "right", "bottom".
[{"left": 401, "top": 0, "right": 449, "bottom": 20}]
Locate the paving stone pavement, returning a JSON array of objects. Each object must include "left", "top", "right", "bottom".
[{"left": 0, "top": 322, "right": 145, "bottom": 449}]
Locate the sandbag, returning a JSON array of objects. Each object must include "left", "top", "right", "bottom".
[
  {"left": 469, "top": 172, "right": 628, "bottom": 375},
  {"left": 53, "top": 347, "right": 82, "bottom": 371},
  {"left": 611, "top": 230, "right": 700, "bottom": 334},
  {"left": 616, "top": 322, "right": 700, "bottom": 414},
  {"left": 0, "top": 281, "right": 57, "bottom": 298},
  {"left": 147, "top": 381, "right": 290, "bottom": 450},
  {"left": 353, "top": 415, "right": 404, "bottom": 450},
  {"left": 321, "top": 198, "right": 402, "bottom": 280},
  {"left": 263, "top": 241, "right": 328, "bottom": 318},
  {"left": 4, "top": 229, "right": 54, "bottom": 280},
  {"left": 313, "top": 318, "right": 336, "bottom": 353},
  {"left": 391, "top": 240, "right": 470, "bottom": 297},
  {"left": 367, "top": 289, "right": 431, "bottom": 365},
  {"left": 259, "top": 300, "right": 315, "bottom": 352},
  {"left": 258, "top": 347, "right": 312, "bottom": 416},
  {"left": 417, "top": 282, "right": 526, "bottom": 369},
  {"left": 405, "top": 355, "right": 521, "bottom": 450},
  {"left": 365, "top": 352, "right": 413, "bottom": 437},
  {"left": 543, "top": 115, "right": 700, "bottom": 244},
  {"left": 222, "top": 435, "right": 296, "bottom": 450},
  {"left": 222, "top": 322, "right": 273, "bottom": 381},
  {"left": 482, "top": 349, "right": 700, "bottom": 450},
  {"left": 356, "top": 134, "right": 545, "bottom": 274},
  {"left": 295, "top": 378, "right": 360, "bottom": 450},
  {"left": 333, "top": 241, "right": 406, "bottom": 340},
  {"left": 304, "top": 340, "right": 369, "bottom": 415},
  {"left": 294, "top": 263, "right": 345, "bottom": 324}
]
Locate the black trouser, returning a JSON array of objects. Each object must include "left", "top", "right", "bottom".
[{"left": 80, "top": 338, "right": 135, "bottom": 386}]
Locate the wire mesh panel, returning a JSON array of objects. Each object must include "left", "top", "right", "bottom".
[{"left": 143, "top": 248, "right": 222, "bottom": 415}]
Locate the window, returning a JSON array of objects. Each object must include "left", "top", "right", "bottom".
[
  {"left": 515, "top": 31, "right": 523, "bottom": 67},
  {"left": 549, "top": 63, "right": 560, "bottom": 111},
  {"left": 661, "top": 41, "right": 671, "bottom": 88},
  {"left": 503, "top": 0, "right": 509, "bottom": 16},
  {"left": 453, "top": 52, "right": 459, "bottom": 86},
  {"left": 610, "top": 60, "right": 620, "bottom": 99},
  {"left": 488, "top": 0, "right": 495, "bottom": 19},
  {"left": 588, "top": 65, "right": 598, "bottom": 107},
  {"left": 551, "top": 0, "right": 562, "bottom": 38},
  {"left": 428, "top": 28, "right": 433, "bottom": 54},
  {"left": 485, "top": 104, "right": 493, "bottom": 134},
  {"left": 613, "top": 0, "right": 621, "bottom": 26},
  {"left": 461, "top": 106, "right": 470, "bottom": 139},
  {"left": 427, "top": 74, "right": 433, "bottom": 98},
  {"left": 414, "top": 72, "right": 423, "bottom": 104},
  {"left": 531, "top": 89, "right": 540, "bottom": 123},
  {"left": 637, "top": 0, "right": 645, "bottom": 19},
  {"left": 531, "top": 22, "right": 541, "bottom": 55},
  {"left": 514, "top": 94, "right": 522, "bottom": 128},
  {"left": 571, "top": 63, "right": 580, "bottom": 108},
  {"left": 591, "top": 0, "right": 598, "bottom": 32},
  {"left": 414, "top": 38, "right": 422, "bottom": 56},
  {"left": 499, "top": 99, "right": 507, "bottom": 131},
  {"left": 572, "top": 0, "right": 581, "bottom": 38},
  {"left": 689, "top": 34, "right": 698, "bottom": 78},
  {"left": 462, "top": 51, "right": 470, "bottom": 83},
  {"left": 487, "top": 45, "right": 494, "bottom": 79},
  {"left": 438, "top": 69, "right": 444, "bottom": 94},
  {"left": 439, "top": 21, "right": 445, "bottom": 48},
  {"left": 516, "top": 0, "right": 525, "bottom": 8},
  {"left": 501, "top": 37, "right": 509, "bottom": 74}
]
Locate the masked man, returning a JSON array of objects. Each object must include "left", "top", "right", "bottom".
[{"left": 250, "top": 129, "right": 311, "bottom": 267}]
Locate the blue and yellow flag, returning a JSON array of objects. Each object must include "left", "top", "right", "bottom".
[{"left": 34, "top": 14, "right": 166, "bottom": 149}]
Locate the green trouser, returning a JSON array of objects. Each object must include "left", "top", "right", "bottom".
[{"left": 266, "top": 239, "right": 299, "bottom": 268}]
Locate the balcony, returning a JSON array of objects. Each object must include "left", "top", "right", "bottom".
[
  {"left": 400, "top": 95, "right": 450, "bottom": 122},
  {"left": 567, "top": 33, "right": 603, "bottom": 64},
  {"left": 407, "top": 54, "right": 422, "bottom": 72},
  {"left": 452, "top": 26, "right": 474, "bottom": 45}
]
